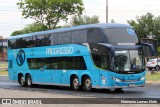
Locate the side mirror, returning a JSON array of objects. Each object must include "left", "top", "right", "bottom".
[{"left": 140, "top": 43, "right": 155, "bottom": 56}]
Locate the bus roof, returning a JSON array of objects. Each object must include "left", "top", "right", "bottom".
[{"left": 8, "top": 23, "right": 133, "bottom": 40}]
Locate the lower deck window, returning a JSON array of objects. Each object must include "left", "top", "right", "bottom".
[{"left": 27, "top": 56, "right": 86, "bottom": 70}]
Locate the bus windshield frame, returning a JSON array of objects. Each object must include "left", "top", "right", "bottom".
[{"left": 111, "top": 49, "right": 145, "bottom": 74}]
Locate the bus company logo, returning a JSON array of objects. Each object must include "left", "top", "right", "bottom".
[
  {"left": 46, "top": 46, "right": 73, "bottom": 55},
  {"left": 16, "top": 49, "right": 25, "bottom": 66},
  {"left": 127, "top": 28, "right": 135, "bottom": 36}
]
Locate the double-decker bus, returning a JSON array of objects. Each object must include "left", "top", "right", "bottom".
[{"left": 8, "top": 23, "right": 154, "bottom": 91}]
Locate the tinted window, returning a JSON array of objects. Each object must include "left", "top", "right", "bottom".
[
  {"left": 72, "top": 30, "right": 87, "bottom": 43},
  {"left": 26, "top": 37, "right": 33, "bottom": 48},
  {"left": 58, "top": 32, "right": 71, "bottom": 44},
  {"left": 8, "top": 60, "right": 13, "bottom": 68},
  {"left": 36, "top": 35, "right": 44, "bottom": 46},
  {"left": 49, "top": 33, "right": 57, "bottom": 45},
  {"left": 8, "top": 40, "right": 16, "bottom": 49},
  {"left": 43, "top": 34, "right": 51, "bottom": 46},
  {"left": 15, "top": 38, "right": 26, "bottom": 48},
  {"left": 104, "top": 28, "right": 139, "bottom": 46},
  {"left": 87, "top": 28, "right": 105, "bottom": 43},
  {"left": 27, "top": 56, "right": 86, "bottom": 70},
  {"left": 90, "top": 44, "right": 108, "bottom": 69}
]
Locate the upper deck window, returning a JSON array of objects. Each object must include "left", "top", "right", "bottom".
[{"left": 104, "top": 28, "right": 139, "bottom": 46}]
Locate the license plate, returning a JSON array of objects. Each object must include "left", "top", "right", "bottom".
[{"left": 129, "top": 84, "right": 135, "bottom": 87}]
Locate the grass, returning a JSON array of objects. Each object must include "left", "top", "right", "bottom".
[
  {"left": 0, "top": 70, "right": 8, "bottom": 76},
  {"left": 0, "top": 62, "right": 8, "bottom": 68},
  {"left": 146, "top": 72, "right": 160, "bottom": 82}
]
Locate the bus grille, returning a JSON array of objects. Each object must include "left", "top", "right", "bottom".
[{"left": 122, "top": 79, "right": 140, "bottom": 82}]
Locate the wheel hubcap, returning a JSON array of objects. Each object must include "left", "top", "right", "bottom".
[
  {"left": 156, "top": 66, "right": 159, "bottom": 70},
  {"left": 73, "top": 78, "right": 79, "bottom": 89},
  {"left": 85, "top": 79, "right": 91, "bottom": 89},
  {"left": 21, "top": 77, "right": 25, "bottom": 85},
  {"left": 27, "top": 77, "right": 31, "bottom": 86}
]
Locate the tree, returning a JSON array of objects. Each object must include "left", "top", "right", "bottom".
[
  {"left": 158, "top": 47, "right": 160, "bottom": 56},
  {"left": 127, "top": 13, "right": 160, "bottom": 41},
  {"left": 11, "top": 23, "right": 48, "bottom": 36},
  {"left": 69, "top": 14, "right": 99, "bottom": 26},
  {"left": 17, "top": 0, "right": 84, "bottom": 29}
]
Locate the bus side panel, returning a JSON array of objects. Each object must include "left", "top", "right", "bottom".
[
  {"left": 99, "top": 70, "right": 109, "bottom": 87},
  {"left": 81, "top": 56, "right": 100, "bottom": 87},
  {"left": 8, "top": 50, "right": 18, "bottom": 81}
]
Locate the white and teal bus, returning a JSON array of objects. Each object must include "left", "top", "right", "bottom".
[{"left": 8, "top": 23, "right": 154, "bottom": 91}]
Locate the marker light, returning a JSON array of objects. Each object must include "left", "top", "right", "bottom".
[
  {"left": 112, "top": 77, "right": 122, "bottom": 82},
  {"left": 140, "top": 76, "right": 145, "bottom": 81}
]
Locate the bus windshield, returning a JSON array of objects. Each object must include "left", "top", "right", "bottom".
[{"left": 113, "top": 50, "right": 143, "bottom": 71}]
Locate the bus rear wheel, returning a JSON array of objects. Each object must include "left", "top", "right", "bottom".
[
  {"left": 83, "top": 76, "right": 92, "bottom": 91},
  {"left": 20, "top": 75, "right": 26, "bottom": 87},
  {"left": 26, "top": 74, "right": 32, "bottom": 87},
  {"left": 71, "top": 76, "right": 80, "bottom": 91}
]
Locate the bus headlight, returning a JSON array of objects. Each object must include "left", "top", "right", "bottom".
[
  {"left": 140, "top": 76, "right": 145, "bottom": 81},
  {"left": 112, "top": 77, "right": 122, "bottom": 82}
]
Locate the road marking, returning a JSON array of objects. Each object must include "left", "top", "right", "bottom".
[{"left": 0, "top": 82, "right": 17, "bottom": 85}]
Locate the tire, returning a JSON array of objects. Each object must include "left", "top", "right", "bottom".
[
  {"left": 26, "top": 74, "right": 32, "bottom": 87},
  {"left": 148, "top": 68, "right": 152, "bottom": 70},
  {"left": 71, "top": 76, "right": 80, "bottom": 91},
  {"left": 114, "top": 88, "right": 123, "bottom": 92},
  {"left": 83, "top": 76, "right": 92, "bottom": 91},
  {"left": 20, "top": 75, "right": 26, "bottom": 87},
  {"left": 155, "top": 65, "right": 159, "bottom": 71}
]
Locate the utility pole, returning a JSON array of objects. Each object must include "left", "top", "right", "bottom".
[{"left": 106, "top": 0, "right": 108, "bottom": 23}]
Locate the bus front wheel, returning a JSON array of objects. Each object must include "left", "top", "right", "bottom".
[
  {"left": 83, "top": 76, "right": 92, "bottom": 91},
  {"left": 71, "top": 76, "right": 80, "bottom": 91},
  {"left": 26, "top": 74, "right": 32, "bottom": 87}
]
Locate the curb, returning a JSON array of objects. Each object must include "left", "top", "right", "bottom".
[
  {"left": 0, "top": 75, "right": 8, "bottom": 76},
  {"left": 145, "top": 81, "right": 160, "bottom": 86}
]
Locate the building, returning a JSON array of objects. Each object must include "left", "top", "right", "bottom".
[{"left": 0, "top": 38, "right": 7, "bottom": 62}]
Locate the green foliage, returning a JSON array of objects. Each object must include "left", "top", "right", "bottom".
[
  {"left": 69, "top": 14, "right": 99, "bottom": 26},
  {"left": 127, "top": 13, "right": 160, "bottom": 41},
  {"left": 17, "top": 0, "right": 84, "bottom": 29},
  {"left": 11, "top": 23, "right": 48, "bottom": 36},
  {"left": 158, "top": 47, "right": 160, "bottom": 56}
]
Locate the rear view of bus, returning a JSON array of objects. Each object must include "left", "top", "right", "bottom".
[{"left": 7, "top": 23, "right": 154, "bottom": 91}]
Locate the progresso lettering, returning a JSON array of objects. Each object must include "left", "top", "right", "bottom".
[{"left": 46, "top": 46, "right": 73, "bottom": 55}]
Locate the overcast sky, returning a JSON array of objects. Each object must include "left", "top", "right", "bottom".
[{"left": 0, "top": 0, "right": 160, "bottom": 38}]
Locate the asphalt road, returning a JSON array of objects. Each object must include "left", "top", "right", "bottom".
[{"left": 0, "top": 76, "right": 160, "bottom": 99}]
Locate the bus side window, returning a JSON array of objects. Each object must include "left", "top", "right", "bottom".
[
  {"left": 8, "top": 39, "right": 16, "bottom": 49},
  {"left": 72, "top": 30, "right": 87, "bottom": 43},
  {"left": 8, "top": 60, "right": 13, "bottom": 68},
  {"left": 43, "top": 34, "right": 51, "bottom": 46},
  {"left": 50, "top": 33, "right": 57, "bottom": 45},
  {"left": 50, "top": 57, "right": 59, "bottom": 69},
  {"left": 67, "top": 56, "right": 86, "bottom": 70},
  {"left": 36, "top": 35, "right": 44, "bottom": 46},
  {"left": 58, "top": 57, "right": 67, "bottom": 69}
]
